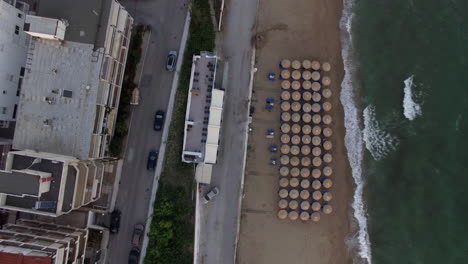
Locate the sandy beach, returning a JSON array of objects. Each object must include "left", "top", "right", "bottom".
[{"left": 236, "top": 0, "right": 354, "bottom": 263}]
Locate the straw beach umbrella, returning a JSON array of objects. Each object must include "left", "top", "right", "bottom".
[
  {"left": 279, "top": 166, "right": 289, "bottom": 176},
  {"left": 302, "top": 59, "right": 312, "bottom": 69},
  {"left": 312, "top": 147, "right": 322, "bottom": 157},
  {"left": 311, "top": 81, "right": 321, "bottom": 92},
  {"left": 323, "top": 192, "right": 333, "bottom": 202},
  {"left": 323, "top": 204, "right": 333, "bottom": 214},
  {"left": 281, "top": 91, "right": 291, "bottom": 100},
  {"left": 302, "top": 103, "right": 312, "bottom": 113},
  {"left": 302, "top": 113, "right": 312, "bottom": 123},
  {"left": 301, "top": 201, "right": 310, "bottom": 210},
  {"left": 281, "top": 124, "right": 291, "bottom": 134},
  {"left": 281, "top": 70, "right": 291, "bottom": 79},
  {"left": 281, "top": 134, "right": 290, "bottom": 144},
  {"left": 323, "top": 140, "right": 332, "bottom": 150},
  {"left": 292, "top": 91, "right": 301, "bottom": 101},
  {"left": 313, "top": 157, "right": 322, "bottom": 167},
  {"left": 288, "top": 211, "right": 299, "bottom": 220},
  {"left": 278, "top": 199, "right": 288, "bottom": 208},
  {"left": 300, "top": 211, "right": 310, "bottom": 221},
  {"left": 312, "top": 114, "right": 321, "bottom": 124},
  {"left": 312, "top": 169, "right": 321, "bottom": 179},
  {"left": 302, "top": 70, "right": 312, "bottom": 80},
  {"left": 323, "top": 101, "right": 332, "bottom": 112},
  {"left": 279, "top": 178, "right": 289, "bottom": 188},
  {"left": 322, "top": 76, "right": 331, "bottom": 86},
  {"left": 312, "top": 92, "right": 321, "bottom": 102},
  {"left": 312, "top": 180, "right": 322, "bottom": 190},
  {"left": 302, "top": 91, "right": 312, "bottom": 101},
  {"left": 289, "top": 189, "right": 299, "bottom": 199},
  {"left": 312, "top": 103, "right": 321, "bottom": 113},
  {"left": 280, "top": 144, "right": 290, "bottom": 154},
  {"left": 323, "top": 166, "right": 333, "bottom": 177},
  {"left": 323, "top": 114, "right": 332, "bottom": 125},
  {"left": 312, "top": 190, "right": 322, "bottom": 201},
  {"left": 291, "top": 80, "right": 301, "bottom": 90},
  {"left": 323, "top": 178, "right": 333, "bottom": 189},
  {"left": 302, "top": 80, "right": 312, "bottom": 90},
  {"left": 300, "top": 190, "right": 310, "bottom": 200},
  {"left": 292, "top": 70, "right": 301, "bottom": 80},
  {"left": 290, "top": 145, "right": 300, "bottom": 155},
  {"left": 322, "top": 88, "right": 332, "bottom": 98},
  {"left": 312, "top": 126, "right": 322, "bottom": 136},
  {"left": 291, "top": 135, "right": 301, "bottom": 145},
  {"left": 301, "top": 145, "right": 311, "bottom": 155},
  {"left": 302, "top": 135, "right": 311, "bottom": 145},
  {"left": 311, "top": 212, "right": 321, "bottom": 222},
  {"left": 312, "top": 136, "right": 321, "bottom": 146},
  {"left": 291, "top": 113, "right": 301, "bottom": 123},
  {"left": 290, "top": 157, "right": 300, "bottom": 167},
  {"left": 311, "top": 60, "right": 321, "bottom": 70},
  {"left": 300, "top": 168, "right": 310, "bottom": 178},
  {"left": 279, "top": 189, "right": 288, "bottom": 198},
  {"left": 301, "top": 179, "right": 310, "bottom": 189},
  {"left": 291, "top": 124, "right": 301, "bottom": 134},
  {"left": 302, "top": 125, "right": 312, "bottom": 135},
  {"left": 311, "top": 71, "right": 321, "bottom": 81},
  {"left": 322, "top": 62, "right": 331, "bottom": 72},
  {"left": 291, "top": 102, "right": 301, "bottom": 112},
  {"left": 311, "top": 202, "right": 321, "bottom": 212},
  {"left": 323, "top": 127, "right": 333, "bottom": 137},
  {"left": 323, "top": 153, "right": 333, "bottom": 163},
  {"left": 292, "top": 60, "right": 301, "bottom": 69},
  {"left": 278, "top": 209, "right": 288, "bottom": 219},
  {"left": 290, "top": 167, "right": 300, "bottom": 177},
  {"left": 301, "top": 157, "right": 311, "bottom": 167},
  {"left": 281, "top": 112, "right": 291, "bottom": 122},
  {"left": 290, "top": 178, "right": 299, "bottom": 188},
  {"left": 281, "top": 59, "right": 291, "bottom": 69},
  {"left": 280, "top": 155, "right": 289, "bottom": 165},
  {"left": 281, "top": 101, "right": 291, "bottom": 112},
  {"left": 281, "top": 80, "right": 291, "bottom": 89}
]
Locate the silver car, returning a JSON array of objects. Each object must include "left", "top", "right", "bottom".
[
  {"left": 166, "top": 50, "right": 177, "bottom": 71},
  {"left": 203, "top": 187, "right": 220, "bottom": 204}
]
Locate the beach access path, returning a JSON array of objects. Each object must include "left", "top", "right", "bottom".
[
  {"left": 235, "top": 0, "right": 355, "bottom": 263},
  {"left": 195, "top": 0, "right": 258, "bottom": 263}
]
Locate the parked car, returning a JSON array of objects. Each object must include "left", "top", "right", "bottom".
[
  {"left": 153, "top": 110, "right": 165, "bottom": 131},
  {"left": 132, "top": 223, "right": 145, "bottom": 247},
  {"left": 110, "top": 210, "right": 121, "bottom": 233},
  {"left": 166, "top": 50, "right": 177, "bottom": 71},
  {"left": 203, "top": 187, "right": 220, "bottom": 204},
  {"left": 128, "top": 247, "right": 140, "bottom": 264},
  {"left": 147, "top": 150, "right": 158, "bottom": 170}
]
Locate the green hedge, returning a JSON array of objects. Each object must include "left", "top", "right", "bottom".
[{"left": 144, "top": 0, "right": 215, "bottom": 263}]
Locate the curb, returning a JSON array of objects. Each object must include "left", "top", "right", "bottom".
[{"left": 138, "top": 10, "right": 192, "bottom": 264}]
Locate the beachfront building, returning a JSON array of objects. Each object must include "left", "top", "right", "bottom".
[
  {"left": 0, "top": 219, "right": 88, "bottom": 264},
  {"left": 181, "top": 52, "right": 224, "bottom": 184},
  {"left": 0, "top": 0, "right": 30, "bottom": 129}
]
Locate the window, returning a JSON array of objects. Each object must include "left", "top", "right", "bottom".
[
  {"left": 23, "top": 23, "right": 30, "bottom": 31},
  {"left": 14, "top": 25, "right": 19, "bottom": 35},
  {"left": 17, "top": 78, "right": 22, "bottom": 96},
  {"left": 19, "top": 67, "right": 25, "bottom": 77},
  {"left": 1, "top": 107, "right": 7, "bottom": 115},
  {"left": 12, "top": 104, "right": 17, "bottom": 119},
  {"left": 0, "top": 121, "right": 9, "bottom": 128},
  {"left": 63, "top": 90, "right": 73, "bottom": 98},
  {"left": 2, "top": 91, "right": 5, "bottom": 94},
  {"left": 17, "top": 13, "right": 22, "bottom": 18}
]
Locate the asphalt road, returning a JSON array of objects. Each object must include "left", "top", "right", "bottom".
[
  {"left": 197, "top": 0, "right": 258, "bottom": 263},
  {"left": 106, "top": 0, "right": 188, "bottom": 263}
]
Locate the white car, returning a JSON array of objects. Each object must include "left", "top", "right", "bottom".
[{"left": 203, "top": 187, "right": 220, "bottom": 204}]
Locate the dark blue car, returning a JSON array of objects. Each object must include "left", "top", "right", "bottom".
[{"left": 147, "top": 150, "right": 158, "bottom": 170}]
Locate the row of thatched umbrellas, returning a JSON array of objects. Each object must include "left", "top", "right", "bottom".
[
  {"left": 280, "top": 165, "right": 332, "bottom": 178},
  {"left": 277, "top": 207, "right": 332, "bottom": 222},
  {"left": 280, "top": 59, "right": 331, "bottom": 71},
  {"left": 281, "top": 89, "right": 332, "bottom": 100},
  {"left": 280, "top": 101, "right": 332, "bottom": 113},
  {"left": 280, "top": 113, "right": 332, "bottom": 125},
  {"left": 279, "top": 178, "right": 333, "bottom": 191}
]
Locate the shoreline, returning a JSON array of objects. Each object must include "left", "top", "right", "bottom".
[{"left": 236, "top": 0, "right": 355, "bottom": 263}]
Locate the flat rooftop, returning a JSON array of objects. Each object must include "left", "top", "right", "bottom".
[
  {"left": 13, "top": 38, "right": 103, "bottom": 160},
  {"left": 35, "top": 0, "right": 112, "bottom": 48}
]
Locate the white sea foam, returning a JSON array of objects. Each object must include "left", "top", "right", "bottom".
[
  {"left": 403, "top": 75, "right": 422, "bottom": 120},
  {"left": 339, "top": 0, "right": 372, "bottom": 263},
  {"left": 362, "top": 105, "right": 399, "bottom": 161}
]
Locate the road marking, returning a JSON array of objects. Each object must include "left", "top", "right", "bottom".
[{"left": 127, "top": 148, "right": 135, "bottom": 162}]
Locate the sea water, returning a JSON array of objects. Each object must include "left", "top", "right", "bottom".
[{"left": 340, "top": 0, "right": 468, "bottom": 263}]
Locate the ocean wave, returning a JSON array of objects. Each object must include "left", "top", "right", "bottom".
[
  {"left": 339, "top": 0, "right": 372, "bottom": 263},
  {"left": 403, "top": 75, "right": 422, "bottom": 120},
  {"left": 363, "top": 105, "right": 399, "bottom": 161}
]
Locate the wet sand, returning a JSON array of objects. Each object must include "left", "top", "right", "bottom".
[{"left": 236, "top": 0, "right": 354, "bottom": 263}]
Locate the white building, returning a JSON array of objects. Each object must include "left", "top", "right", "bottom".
[{"left": 0, "top": 0, "right": 30, "bottom": 128}]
